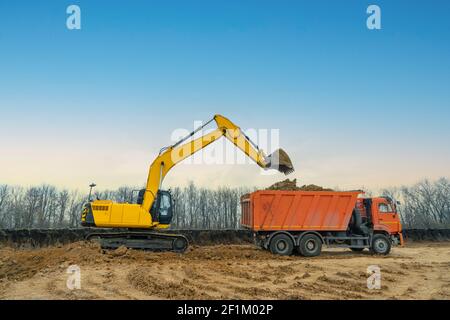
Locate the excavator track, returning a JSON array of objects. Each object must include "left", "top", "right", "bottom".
[{"left": 86, "top": 231, "right": 189, "bottom": 253}]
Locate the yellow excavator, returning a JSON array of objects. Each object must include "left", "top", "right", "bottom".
[{"left": 81, "top": 114, "right": 294, "bottom": 252}]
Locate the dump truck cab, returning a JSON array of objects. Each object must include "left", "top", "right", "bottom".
[{"left": 360, "top": 196, "right": 403, "bottom": 245}]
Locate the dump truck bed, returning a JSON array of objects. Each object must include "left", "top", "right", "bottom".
[{"left": 241, "top": 190, "right": 362, "bottom": 231}]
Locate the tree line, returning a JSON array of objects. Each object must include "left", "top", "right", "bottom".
[
  {"left": 0, "top": 178, "right": 449, "bottom": 229},
  {"left": 381, "top": 177, "right": 450, "bottom": 229}
]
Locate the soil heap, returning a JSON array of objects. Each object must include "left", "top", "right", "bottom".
[{"left": 266, "top": 179, "right": 333, "bottom": 191}]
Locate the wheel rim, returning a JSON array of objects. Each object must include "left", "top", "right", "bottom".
[
  {"left": 375, "top": 239, "right": 387, "bottom": 252},
  {"left": 276, "top": 240, "right": 287, "bottom": 252},
  {"left": 306, "top": 240, "right": 316, "bottom": 251}
]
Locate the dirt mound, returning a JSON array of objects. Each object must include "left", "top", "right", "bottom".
[
  {"left": 1, "top": 243, "right": 450, "bottom": 300},
  {"left": 403, "top": 229, "right": 450, "bottom": 242},
  {"left": 0, "top": 229, "right": 254, "bottom": 248},
  {"left": 0, "top": 241, "right": 105, "bottom": 281},
  {"left": 1, "top": 229, "right": 449, "bottom": 251},
  {"left": 127, "top": 268, "right": 211, "bottom": 299},
  {"left": 266, "top": 179, "right": 333, "bottom": 191}
]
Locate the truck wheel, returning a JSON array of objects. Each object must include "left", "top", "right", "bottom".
[
  {"left": 370, "top": 234, "right": 391, "bottom": 255},
  {"left": 269, "top": 234, "right": 294, "bottom": 256},
  {"left": 298, "top": 234, "right": 322, "bottom": 257}
]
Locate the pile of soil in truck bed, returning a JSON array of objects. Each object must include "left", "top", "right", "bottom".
[{"left": 266, "top": 179, "right": 333, "bottom": 191}]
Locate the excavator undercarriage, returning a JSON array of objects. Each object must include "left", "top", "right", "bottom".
[{"left": 86, "top": 230, "right": 189, "bottom": 252}]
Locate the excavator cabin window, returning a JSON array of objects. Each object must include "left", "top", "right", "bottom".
[
  {"left": 151, "top": 190, "right": 173, "bottom": 224},
  {"left": 159, "top": 192, "right": 171, "bottom": 218}
]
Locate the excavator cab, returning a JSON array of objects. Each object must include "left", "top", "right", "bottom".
[
  {"left": 151, "top": 190, "right": 173, "bottom": 224},
  {"left": 136, "top": 188, "right": 173, "bottom": 224},
  {"left": 136, "top": 189, "right": 173, "bottom": 224}
]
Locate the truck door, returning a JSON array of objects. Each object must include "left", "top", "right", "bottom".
[{"left": 376, "top": 200, "right": 401, "bottom": 233}]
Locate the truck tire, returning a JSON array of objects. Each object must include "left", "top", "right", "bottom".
[
  {"left": 269, "top": 234, "right": 294, "bottom": 256},
  {"left": 298, "top": 234, "right": 322, "bottom": 257},
  {"left": 370, "top": 234, "right": 391, "bottom": 255}
]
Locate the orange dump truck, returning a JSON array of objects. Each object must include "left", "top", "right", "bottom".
[{"left": 241, "top": 190, "right": 403, "bottom": 256}]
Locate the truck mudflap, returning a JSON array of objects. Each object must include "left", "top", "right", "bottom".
[
  {"left": 398, "top": 233, "right": 404, "bottom": 246},
  {"left": 391, "top": 233, "right": 404, "bottom": 246}
]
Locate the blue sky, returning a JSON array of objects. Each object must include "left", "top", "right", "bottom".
[{"left": 0, "top": 0, "right": 449, "bottom": 191}]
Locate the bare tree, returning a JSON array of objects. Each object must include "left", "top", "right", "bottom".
[
  {"left": 0, "top": 185, "right": 9, "bottom": 228},
  {"left": 398, "top": 178, "right": 450, "bottom": 228},
  {"left": 56, "top": 190, "right": 69, "bottom": 227}
]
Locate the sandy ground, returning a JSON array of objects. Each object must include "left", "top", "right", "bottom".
[{"left": 0, "top": 241, "right": 449, "bottom": 300}]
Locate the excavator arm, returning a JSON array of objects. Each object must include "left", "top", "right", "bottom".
[{"left": 141, "top": 114, "right": 294, "bottom": 213}]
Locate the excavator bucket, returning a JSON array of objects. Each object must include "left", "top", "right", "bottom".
[{"left": 266, "top": 148, "right": 294, "bottom": 175}]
